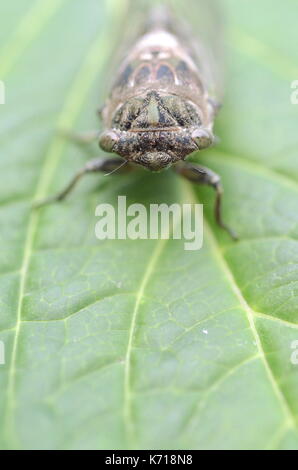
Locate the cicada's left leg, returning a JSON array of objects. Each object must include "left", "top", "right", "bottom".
[
  {"left": 61, "top": 102, "right": 105, "bottom": 142},
  {"left": 174, "top": 161, "right": 238, "bottom": 240},
  {"left": 34, "top": 157, "right": 131, "bottom": 208},
  {"left": 60, "top": 129, "right": 100, "bottom": 145}
]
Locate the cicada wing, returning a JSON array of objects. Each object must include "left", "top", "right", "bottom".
[
  {"left": 166, "top": 0, "right": 225, "bottom": 101},
  {"left": 114, "top": 0, "right": 225, "bottom": 101}
]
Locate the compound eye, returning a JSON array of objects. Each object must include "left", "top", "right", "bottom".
[
  {"left": 99, "top": 130, "right": 119, "bottom": 153},
  {"left": 191, "top": 128, "right": 214, "bottom": 150}
]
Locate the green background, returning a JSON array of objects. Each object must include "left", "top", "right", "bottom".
[{"left": 0, "top": 0, "right": 298, "bottom": 449}]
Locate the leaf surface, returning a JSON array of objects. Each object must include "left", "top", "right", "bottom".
[{"left": 0, "top": 0, "right": 297, "bottom": 450}]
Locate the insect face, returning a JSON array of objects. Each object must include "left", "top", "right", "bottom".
[
  {"left": 134, "top": 151, "right": 173, "bottom": 171},
  {"left": 99, "top": 89, "right": 214, "bottom": 171},
  {"left": 99, "top": 125, "right": 212, "bottom": 172}
]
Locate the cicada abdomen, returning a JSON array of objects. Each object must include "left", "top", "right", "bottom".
[{"left": 100, "top": 0, "right": 223, "bottom": 171}]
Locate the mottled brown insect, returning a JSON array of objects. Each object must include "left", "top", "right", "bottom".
[{"left": 37, "top": 4, "right": 236, "bottom": 239}]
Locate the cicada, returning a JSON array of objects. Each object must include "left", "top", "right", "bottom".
[{"left": 38, "top": 0, "right": 236, "bottom": 239}]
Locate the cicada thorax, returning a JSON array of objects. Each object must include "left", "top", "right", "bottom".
[{"left": 100, "top": 23, "right": 217, "bottom": 171}]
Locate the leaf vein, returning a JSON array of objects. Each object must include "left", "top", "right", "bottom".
[
  {"left": 186, "top": 181, "right": 298, "bottom": 431},
  {"left": 123, "top": 237, "right": 168, "bottom": 448}
]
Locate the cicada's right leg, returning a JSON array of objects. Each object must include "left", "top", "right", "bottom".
[
  {"left": 174, "top": 161, "right": 238, "bottom": 240},
  {"left": 34, "top": 157, "right": 131, "bottom": 208}
]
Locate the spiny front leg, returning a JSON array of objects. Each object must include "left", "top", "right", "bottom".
[
  {"left": 34, "top": 157, "right": 131, "bottom": 208},
  {"left": 174, "top": 161, "right": 238, "bottom": 240}
]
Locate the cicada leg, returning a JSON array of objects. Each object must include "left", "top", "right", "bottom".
[
  {"left": 34, "top": 157, "right": 131, "bottom": 208},
  {"left": 174, "top": 161, "right": 238, "bottom": 240},
  {"left": 59, "top": 129, "right": 100, "bottom": 145}
]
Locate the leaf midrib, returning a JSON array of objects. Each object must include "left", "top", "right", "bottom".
[{"left": 123, "top": 237, "right": 168, "bottom": 448}]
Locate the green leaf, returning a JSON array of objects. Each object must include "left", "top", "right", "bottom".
[{"left": 0, "top": 0, "right": 298, "bottom": 450}]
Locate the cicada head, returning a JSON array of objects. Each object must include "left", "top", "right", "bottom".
[
  {"left": 99, "top": 0, "right": 221, "bottom": 172},
  {"left": 99, "top": 90, "right": 215, "bottom": 172}
]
